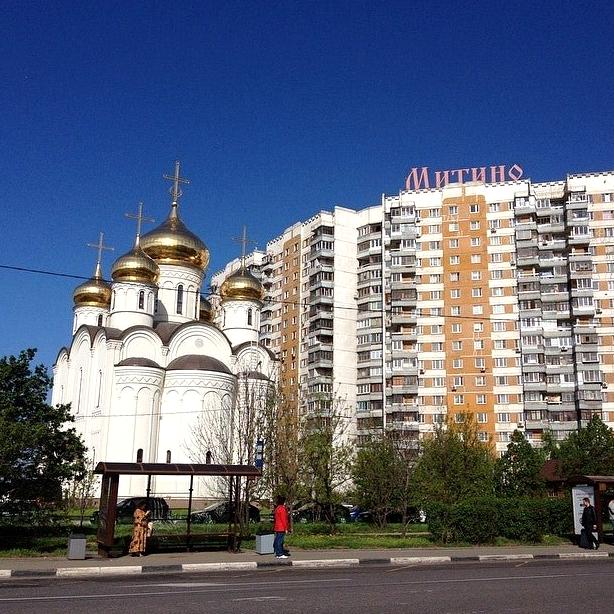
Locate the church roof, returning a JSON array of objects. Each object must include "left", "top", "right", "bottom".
[
  {"left": 233, "top": 341, "right": 277, "bottom": 360},
  {"left": 116, "top": 357, "right": 162, "bottom": 369},
  {"left": 242, "top": 370, "right": 271, "bottom": 381},
  {"left": 166, "top": 354, "right": 232, "bottom": 374}
]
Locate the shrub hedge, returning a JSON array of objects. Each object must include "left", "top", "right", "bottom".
[{"left": 425, "top": 496, "right": 573, "bottom": 544}]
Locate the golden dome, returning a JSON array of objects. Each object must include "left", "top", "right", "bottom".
[
  {"left": 73, "top": 264, "right": 112, "bottom": 308},
  {"left": 220, "top": 267, "right": 264, "bottom": 302},
  {"left": 140, "top": 206, "right": 209, "bottom": 271},
  {"left": 111, "top": 244, "right": 159, "bottom": 284},
  {"left": 199, "top": 295, "right": 213, "bottom": 322}
]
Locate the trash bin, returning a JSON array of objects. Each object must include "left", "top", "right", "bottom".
[
  {"left": 67, "top": 533, "right": 87, "bottom": 560},
  {"left": 255, "top": 533, "right": 275, "bottom": 555}
]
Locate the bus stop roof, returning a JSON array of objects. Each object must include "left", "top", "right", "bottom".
[{"left": 94, "top": 462, "right": 262, "bottom": 477}]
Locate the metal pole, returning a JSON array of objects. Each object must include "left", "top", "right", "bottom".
[{"left": 186, "top": 475, "right": 194, "bottom": 551}]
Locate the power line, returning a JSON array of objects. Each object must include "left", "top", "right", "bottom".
[{"left": 0, "top": 261, "right": 605, "bottom": 326}]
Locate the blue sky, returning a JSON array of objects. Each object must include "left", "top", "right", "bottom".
[{"left": 1, "top": 0, "right": 613, "bottom": 370}]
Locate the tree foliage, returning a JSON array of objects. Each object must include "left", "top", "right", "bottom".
[
  {"left": 0, "top": 349, "right": 86, "bottom": 504},
  {"left": 298, "top": 395, "right": 354, "bottom": 530},
  {"left": 546, "top": 416, "right": 614, "bottom": 479},
  {"left": 351, "top": 433, "right": 412, "bottom": 528},
  {"left": 494, "top": 430, "right": 546, "bottom": 497},
  {"left": 411, "top": 414, "right": 495, "bottom": 506}
]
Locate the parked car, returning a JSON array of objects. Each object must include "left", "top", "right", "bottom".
[
  {"left": 189, "top": 501, "right": 261, "bottom": 524},
  {"left": 292, "top": 502, "right": 353, "bottom": 524},
  {"left": 91, "top": 497, "right": 171, "bottom": 524}
]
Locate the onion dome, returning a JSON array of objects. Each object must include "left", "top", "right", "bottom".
[
  {"left": 73, "top": 263, "right": 112, "bottom": 308},
  {"left": 111, "top": 245, "right": 159, "bottom": 284},
  {"left": 199, "top": 295, "right": 213, "bottom": 322},
  {"left": 220, "top": 266, "right": 264, "bottom": 302},
  {"left": 140, "top": 205, "right": 209, "bottom": 271}
]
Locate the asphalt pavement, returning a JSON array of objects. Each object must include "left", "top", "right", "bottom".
[
  {"left": 2, "top": 558, "right": 614, "bottom": 614},
  {"left": 1, "top": 542, "right": 613, "bottom": 579}
]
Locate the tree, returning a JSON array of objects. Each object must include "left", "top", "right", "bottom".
[
  {"left": 351, "top": 433, "right": 413, "bottom": 528},
  {"left": 297, "top": 393, "right": 354, "bottom": 531},
  {"left": 547, "top": 416, "right": 614, "bottom": 479},
  {"left": 0, "top": 349, "right": 86, "bottom": 505},
  {"left": 411, "top": 414, "right": 495, "bottom": 506},
  {"left": 494, "top": 430, "right": 546, "bottom": 497}
]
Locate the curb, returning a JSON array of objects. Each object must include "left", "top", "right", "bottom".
[{"left": 2, "top": 552, "right": 613, "bottom": 579}]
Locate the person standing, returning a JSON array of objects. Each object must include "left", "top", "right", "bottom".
[
  {"left": 129, "top": 501, "right": 150, "bottom": 557},
  {"left": 580, "top": 497, "right": 599, "bottom": 550},
  {"left": 273, "top": 495, "right": 290, "bottom": 559}
]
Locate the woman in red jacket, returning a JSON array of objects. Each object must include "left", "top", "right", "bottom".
[{"left": 273, "top": 495, "right": 290, "bottom": 559}]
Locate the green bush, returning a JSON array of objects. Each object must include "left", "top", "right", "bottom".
[{"left": 426, "top": 496, "right": 573, "bottom": 544}]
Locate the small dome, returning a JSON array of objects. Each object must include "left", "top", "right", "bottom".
[
  {"left": 199, "top": 295, "right": 213, "bottom": 322},
  {"left": 220, "top": 267, "right": 264, "bottom": 302},
  {"left": 111, "top": 245, "right": 159, "bottom": 284},
  {"left": 116, "top": 357, "right": 162, "bottom": 369},
  {"left": 73, "top": 274, "right": 112, "bottom": 308},
  {"left": 74, "top": 261, "right": 111, "bottom": 308},
  {"left": 167, "top": 354, "right": 231, "bottom": 374},
  {"left": 140, "top": 206, "right": 209, "bottom": 272}
]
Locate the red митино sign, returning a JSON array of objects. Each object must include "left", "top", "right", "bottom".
[{"left": 405, "top": 164, "right": 524, "bottom": 191}]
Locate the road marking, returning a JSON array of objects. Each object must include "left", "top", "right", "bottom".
[
  {"left": 3, "top": 570, "right": 614, "bottom": 603},
  {"left": 232, "top": 596, "right": 287, "bottom": 602}
]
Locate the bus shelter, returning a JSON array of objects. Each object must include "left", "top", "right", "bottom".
[
  {"left": 94, "top": 462, "right": 262, "bottom": 557},
  {"left": 570, "top": 475, "right": 614, "bottom": 543}
]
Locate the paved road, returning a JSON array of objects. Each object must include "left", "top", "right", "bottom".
[{"left": 1, "top": 559, "right": 612, "bottom": 613}]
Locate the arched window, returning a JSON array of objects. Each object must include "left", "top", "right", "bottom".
[
  {"left": 222, "top": 309, "right": 226, "bottom": 327},
  {"left": 111, "top": 291, "right": 115, "bottom": 310},
  {"left": 176, "top": 284, "right": 184, "bottom": 314},
  {"left": 136, "top": 448, "right": 143, "bottom": 463},
  {"left": 96, "top": 370, "right": 103, "bottom": 408},
  {"left": 76, "top": 368, "right": 83, "bottom": 414},
  {"left": 97, "top": 314, "right": 103, "bottom": 327},
  {"left": 154, "top": 298, "right": 159, "bottom": 314},
  {"left": 138, "top": 290, "right": 145, "bottom": 310},
  {"left": 166, "top": 450, "right": 172, "bottom": 464},
  {"left": 247, "top": 308, "right": 253, "bottom": 325}
]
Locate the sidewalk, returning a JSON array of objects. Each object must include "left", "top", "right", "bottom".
[{"left": 2, "top": 543, "right": 613, "bottom": 578}]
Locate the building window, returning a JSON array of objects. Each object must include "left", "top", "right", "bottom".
[
  {"left": 477, "top": 413, "right": 488, "bottom": 423},
  {"left": 176, "top": 284, "right": 184, "bottom": 314},
  {"left": 450, "top": 255, "right": 460, "bottom": 265},
  {"left": 138, "top": 290, "right": 145, "bottom": 310},
  {"left": 471, "top": 254, "right": 481, "bottom": 263},
  {"left": 248, "top": 308, "right": 253, "bottom": 325},
  {"left": 97, "top": 314, "right": 103, "bottom": 327}
]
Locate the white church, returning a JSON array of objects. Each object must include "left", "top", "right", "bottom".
[{"left": 52, "top": 163, "right": 277, "bottom": 499}]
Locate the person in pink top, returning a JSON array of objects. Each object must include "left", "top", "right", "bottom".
[{"left": 273, "top": 495, "right": 290, "bottom": 559}]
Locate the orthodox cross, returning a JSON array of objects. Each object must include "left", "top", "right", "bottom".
[
  {"left": 163, "top": 160, "right": 190, "bottom": 205},
  {"left": 125, "top": 202, "right": 155, "bottom": 245},
  {"left": 232, "top": 225, "right": 256, "bottom": 267},
  {"left": 86, "top": 232, "right": 114, "bottom": 278}
]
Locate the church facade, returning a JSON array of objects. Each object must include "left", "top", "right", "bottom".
[{"left": 52, "top": 163, "right": 277, "bottom": 499}]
